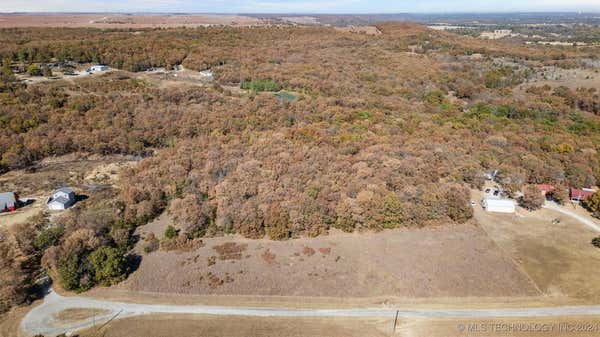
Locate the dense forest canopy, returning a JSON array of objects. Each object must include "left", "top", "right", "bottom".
[{"left": 1, "top": 23, "right": 600, "bottom": 301}]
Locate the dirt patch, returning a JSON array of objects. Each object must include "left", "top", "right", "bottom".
[
  {"left": 318, "top": 247, "right": 331, "bottom": 255},
  {"left": 0, "top": 305, "right": 30, "bottom": 337},
  {"left": 83, "top": 161, "right": 136, "bottom": 187},
  {"left": 0, "top": 201, "right": 43, "bottom": 229},
  {"left": 516, "top": 66, "right": 600, "bottom": 93},
  {"left": 302, "top": 246, "right": 315, "bottom": 256},
  {"left": 335, "top": 26, "right": 382, "bottom": 35},
  {"left": 78, "top": 314, "right": 391, "bottom": 337},
  {"left": 213, "top": 242, "right": 248, "bottom": 260},
  {"left": 261, "top": 249, "right": 277, "bottom": 265},
  {"left": 113, "top": 222, "right": 539, "bottom": 298}
]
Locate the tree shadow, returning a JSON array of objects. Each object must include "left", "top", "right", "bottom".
[
  {"left": 19, "top": 198, "right": 36, "bottom": 207},
  {"left": 125, "top": 253, "right": 142, "bottom": 275},
  {"left": 75, "top": 194, "right": 89, "bottom": 203}
]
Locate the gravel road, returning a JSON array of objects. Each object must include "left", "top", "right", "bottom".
[
  {"left": 543, "top": 201, "right": 600, "bottom": 233},
  {"left": 21, "top": 289, "right": 600, "bottom": 336}
]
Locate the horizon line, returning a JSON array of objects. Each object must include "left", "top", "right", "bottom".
[{"left": 1, "top": 11, "right": 600, "bottom": 15}]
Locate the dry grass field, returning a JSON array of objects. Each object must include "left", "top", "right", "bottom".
[
  {"left": 0, "top": 14, "right": 263, "bottom": 28},
  {"left": 400, "top": 316, "right": 600, "bottom": 337},
  {"left": 113, "top": 219, "right": 539, "bottom": 298},
  {"left": 73, "top": 314, "right": 600, "bottom": 337},
  {"left": 78, "top": 314, "right": 392, "bottom": 337}
]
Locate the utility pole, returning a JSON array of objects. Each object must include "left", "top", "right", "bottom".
[{"left": 392, "top": 310, "right": 399, "bottom": 335}]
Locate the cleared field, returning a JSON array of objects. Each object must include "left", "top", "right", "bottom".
[
  {"left": 0, "top": 200, "right": 42, "bottom": 229},
  {"left": 0, "top": 153, "right": 135, "bottom": 196},
  {"left": 334, "top": 26, "right": 382, "bottom": 35},
  {"left": 0, "top": 14, "right": 263, "bottom": 28},
  {"left": 113, "top": 220, "right": 539, "bottom": 298},
  {"left": 78, "top": 314, "right": 391, "bottom": 337},
  {"left": 74, "top": 314, "right": 600, "bottom": 337},
  {"left": 473, "top": 195, "right": 600, "bottom": 302},
  {"left": 400, "top": 316, "right": 600, "bottom": 337}
]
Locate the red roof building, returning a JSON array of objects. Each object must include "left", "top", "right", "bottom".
[
  {"left": 570, "top": 188, "right": 596, "bottom": 201},
  {"left": 538, "top": 184, "right": 555, "bottom": 196}
]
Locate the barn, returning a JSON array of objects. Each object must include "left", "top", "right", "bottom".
[
  {"left": 0, "top": 192, "right": 18, "bottom": 213},
  {"left": 482, "top": 198, "right": 515, "bottom": 213},
  {"left": 570, "top": 188, "right": 596, "bottom": 202}
]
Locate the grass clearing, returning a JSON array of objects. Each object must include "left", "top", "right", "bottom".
[{"left": 78, "top": 314, "right": 391, "bottom": 337}]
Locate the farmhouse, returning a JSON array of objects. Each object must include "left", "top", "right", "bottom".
[
  {"left": 482, "top": 197, "right": 515, "bottom": 213},
  {"left": 0, "top": 192, "right": 18, "bottom": 213},
  {"left": 570, "top": 188, "right": 596, "bottom": 201},
  {"left": 47, "top": 187, "right": 76, "bottom": 211}
]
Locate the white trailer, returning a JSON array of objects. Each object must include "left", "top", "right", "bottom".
[{"left": 482, "top": 198, "right": 515, "bottom": 213}]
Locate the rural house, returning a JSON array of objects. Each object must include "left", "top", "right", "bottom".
[
  {"left": 47, "top": 187, "right": 76, "bottom": 210},
  {"left": 0, "top": 192, "right": 19, "bottom": 213},
  {"left": 570, "top": 188, "right": 596, "bottom": 202}
]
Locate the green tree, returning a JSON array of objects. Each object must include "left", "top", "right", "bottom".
[
  {"left": 34, "top": 226, "right": 63, "bottom": 251},
  {"left": 57, "top": 252, "right": 86, "bottom": 291},
  {"left": 27, "top": 64, "right": 41, "bottom": 76},
  {"left": 583, "top": 192, "right": 600, "bottom": 218},
  {"left": 88, "top": 247, "right": 126, "bottom": 286},
  {"left": 382, "top": 193, "right": 404, "bottom": 228},
  {"left": 1, "top": 58, "right": 13, "bottom": 77},
  {"left": 164, "top": 225, "right": 178, "bottom": 239}
]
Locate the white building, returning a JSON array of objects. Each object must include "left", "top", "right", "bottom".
[
  {"left": 199, "top": 69, "right": 213, "bottom": 78},
  {"left": 482, "top": 198, "right": 515, "bottom": 213},
  {"left": 47, "top": 187, "right": 76, "bottom": 211}
]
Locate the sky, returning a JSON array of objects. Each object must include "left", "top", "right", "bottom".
[{"left": 1, "top": 0, "right": 600, "bottom": 14}]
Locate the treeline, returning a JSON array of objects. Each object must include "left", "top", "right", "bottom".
[{"left": 0, "top": 23, "right": 600, "bottom": 306}]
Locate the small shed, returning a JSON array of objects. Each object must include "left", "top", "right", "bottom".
[
  {"left": 199, "top": 69, "right": 213, "bottom": 78},
  {"left": 90, "top": 65, "right": 109, "bottom": 73},
  {"left": 47, "top": 187, "right": 76, "bottom": 211},
  {"left": 0, "top": 192, "right": 18, "bottom": 213},
  {"left": 482, "top": 198, "right": 515, "bottom": 213}
]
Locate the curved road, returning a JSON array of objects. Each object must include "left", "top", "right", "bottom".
[
  {"left": 21, "top": 290, "right": 600, "bottom": 336},
  {"left": 543, "top": 202, "right": 600, "bottom": 233}
]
